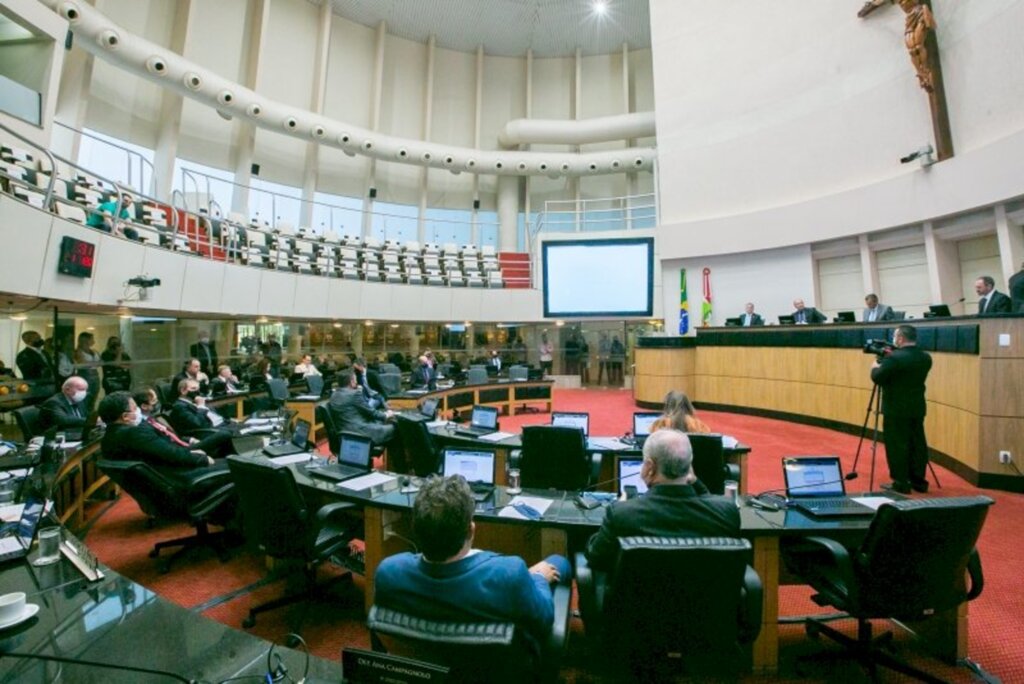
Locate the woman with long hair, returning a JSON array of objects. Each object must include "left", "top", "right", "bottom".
[{"left": 651, "top": 390, "right": 711, "bottom": 434}]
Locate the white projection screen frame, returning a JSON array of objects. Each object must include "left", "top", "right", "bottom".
[{"left": 542, "top": 238, "right": 654, "bottom": 318}]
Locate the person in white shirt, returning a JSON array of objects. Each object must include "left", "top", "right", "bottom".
[{"left": 293, "top": 353, "right": 322, "bottom": 377}]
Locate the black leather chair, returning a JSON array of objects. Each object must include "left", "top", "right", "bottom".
[
  {"left": 154, "top": 381, "right": 174, "bottom": 408},
  {"left": 266, "top": 378, "right": 290, "bottom": 408},
  {"left": 13, "top": 405, "right": 43, "bottom": 442},
  {"left": 97, "top": 457, "right": 236, "bottom": 573},
  {"left": 783, "top": 496, "right": 993, "bottom": 682},
  {"left": 367, "top": 582, "right": 572, "bottom": 683},
  {"left": 689, "top": 433, "right": 739, "bottom": 495},
  {"left": 519, "top": 425, "right": 591, "bottom": 490},
  {"left": 394, "top": 415, "right": 442, "bottom": 477},
  {"left": 575, "top": 536, "right": 762, "bottom": 680},
  {"left": 226, "top": 455, "right": 358, "bottom": 637},
  {"left": 316, "top": 403, "right": 339, "bottom": 456}
]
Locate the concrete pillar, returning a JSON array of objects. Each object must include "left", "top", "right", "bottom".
[
  {"left": 923, "top": 221, "right": 964, "bottom": 315},
  {"left": 859, "top": 234, "right": 880, "bottom": 296},
  {"left": 299, "top": 0, "right": 333, "bottom": 228},
  {"left": 995, "top": 203, "right": 1024, "bottom": 285},
  {"left": 497, "top": 176, "right": 519, "bottom": 252},
  {"left": 230, "top": 0, "right": 271, "bottom": 216}
]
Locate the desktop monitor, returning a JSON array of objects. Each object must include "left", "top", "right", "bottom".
[
  {"left": 778, "top": 315, "right": 796, "bottom": 325},
  {"left": 928, "top": 304, "right": 952, "bottom": 317},
  {"left": 724, "top": 317, "right": 742, "bottom": 327},
  {"left": 835, "top": 311, "right": 856, "bottom": 323}
]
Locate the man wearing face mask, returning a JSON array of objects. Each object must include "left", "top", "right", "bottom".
[
  {"left": 39, "top": 377, "right": 91, "bottom": 431},
  {"left": 134, "top": 388, "right": 230, "bottom": 458},
  {"left": 167, "top": 379, "right": 237, "bottom": 457},
  {"left": 189, "top": 331, "right": 219, "bottom": 378},
  {"left": 15, "top": 331, "right": 52, "bottom": 381},
  {"left": 99, "top": 392, "right": 223, "bottom": 487}
]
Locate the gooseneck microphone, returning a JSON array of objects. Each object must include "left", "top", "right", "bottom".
[{"left": 748, "top": 477, "right": 851, "bottom": 511}]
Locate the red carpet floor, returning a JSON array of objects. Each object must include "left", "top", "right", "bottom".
[{"left": 84, "top": 388, "right": 1024, "bottom": 682}]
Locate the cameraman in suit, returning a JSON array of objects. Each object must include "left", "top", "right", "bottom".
[{"left": 870, "top": 324, "right": 932, "bottom": 494}]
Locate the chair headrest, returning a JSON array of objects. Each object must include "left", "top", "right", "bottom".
[
  {"left": 368, "top": 606, "right": 515, "bottom": 646},
  {"left": 619, "top": 536, "right": 751, "bottom": 553}
]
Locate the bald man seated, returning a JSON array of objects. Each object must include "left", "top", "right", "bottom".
[{"left": 38, "top": 377, "right": 91, "bottom": 432}]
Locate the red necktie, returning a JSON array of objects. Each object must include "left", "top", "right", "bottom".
[{"left": 147, "top": 418, "right": 190, "bottom": 448}]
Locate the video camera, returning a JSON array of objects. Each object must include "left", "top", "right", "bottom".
[{"left": 863, "top": 339, "right": 895, "bottom": 358}]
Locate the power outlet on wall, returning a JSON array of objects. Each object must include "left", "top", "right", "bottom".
[{"left": 999, "top": 451, "right": 1013, "bottom": 464}]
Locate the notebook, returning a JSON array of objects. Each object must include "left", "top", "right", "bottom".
[
  {"left": 782, "top": 456, "right": 875, "bottom": 518},
  {"left": 632, "top": 412, "right": 660, "bottom": 447},
  {"left": 308, "top": 433, "right": 374, "bottom": 482},
  {"left": 442, "top": 448, "right": 496, "bottom": 502},
  {"left": 617, "top": 459, "right": 648, "bottom": 497},
  {"left": 262, "top": 419, "right": 310, "bottom": 457},
  {"left": 454, "top": 405, "right": 499, "bottom": 437}
]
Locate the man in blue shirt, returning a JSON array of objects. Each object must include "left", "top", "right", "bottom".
[{"left": 374, "top": 476, "right": 570, "bottom": 647}]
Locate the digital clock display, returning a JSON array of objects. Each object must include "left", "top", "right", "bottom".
[{"left": 57, "top": 236, "right": 96, "bottom": 278}]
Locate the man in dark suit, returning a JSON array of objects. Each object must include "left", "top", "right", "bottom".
[
  {"left": 1009, "top": 262, "right": 1024, "bottom": 313},
  {"left": 134, "top": 388, "right": 229, "bottom": 458},
  {"left": 739, "top": 303, "right": 764, "bottom": 327},
  {"left": 15, "top": 331, "right": 51, "bottom": 381},
  {"left": 974, "top": 275, "right": 1012, "bottom": 315},
  {"left": 409, "top": 355, "right": 438, "bottom": 391},
  {"left": 871, "top": 324, "right": 933, "bottom": 494},
  {"left": 167, "top": 379, "right": 235, "bottom": 456},
  {"left": 584, "top": 429, "right": 740, "bottom": 573},
  {"left": 352, "top": 358, "right": 388, "bottom": 406},
  {"left": 38, "top": 376, "right": 91, "bottom": 432},
  {"left": 328, "top": 369, "right": 396, "bottom": 445},
  {"left": 792, "top": 299, "right": 827, "bottom": 324},
  {"left": 375, "top": 476, "right": 570, "bottom": 647},
  {"left": 189, "top": 331, "right": 218, "bottom": 377},
  {"left": 862, "top": 294, "right": 895, "bottom": 322},
  {"left": 99, "top": 392, "right": 226, "bottom": 488}
]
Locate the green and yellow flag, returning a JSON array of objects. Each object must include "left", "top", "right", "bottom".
[{"left": 679, "top": 269, "right": 690, "bottom": 334}]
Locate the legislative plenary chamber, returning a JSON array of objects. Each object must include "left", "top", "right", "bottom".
[{"left": 0, "top": 0, "right": 1023, "bottom": 681}]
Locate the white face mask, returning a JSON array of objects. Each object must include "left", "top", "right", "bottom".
[
  {"left": 132, "top": 408, "right": 144, "bottom": 426},
  {"left": 200, "top": 337, "right": 210, "bottom": 344},
  {"left": 71, "top": 390, "right": 87, "bottom": 404}
]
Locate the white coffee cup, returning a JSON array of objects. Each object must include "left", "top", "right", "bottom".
[{"left": 0, "top": 592, "right": 26, "bottom": 624}]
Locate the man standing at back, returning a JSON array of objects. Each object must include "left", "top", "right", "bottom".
[
  {"left": 189, "top": 330, "right": 218, "bottom": 378},
  {"left": 16, "top": 331, "right": 51, "bottom": 381},
  {"left": 374, "top": 476, "right": 570, "bottom": 648},
  {"left": 871, "top": 324, "right": 932, "bottom": 494}
]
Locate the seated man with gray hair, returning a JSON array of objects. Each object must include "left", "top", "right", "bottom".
[{"left": 584, "top": 429, "right": 740, "bottom": 572}]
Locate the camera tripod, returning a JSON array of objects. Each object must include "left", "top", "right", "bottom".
[{"left": 849, "top": 383, "right": 941, "bottom": 492}]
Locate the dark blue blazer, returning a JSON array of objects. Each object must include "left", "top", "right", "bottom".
[{"left": 374, "top": 550, "right": 554, "bottom": 646}]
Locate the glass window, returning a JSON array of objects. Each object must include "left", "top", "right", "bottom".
[
  {"left": 312, "top": 191, "right": 364, "bottom": 236},
  {"left": 477, "top": 211, "right": 499, "bottom": 248},
  {"left": 370, "top": 201, "right": 419, "bottom": 243},
  {"left": 251, "top": 178, "right": 302, "bottom": 228},
  {"left": 172, "top": 158, "right": 235, "bottom": 217},
  {"left": 423, "top": 207, "right": 472, "bottom": 245},
  {"left": 76, "top": 129, "right": 154, "bottom": 193}
]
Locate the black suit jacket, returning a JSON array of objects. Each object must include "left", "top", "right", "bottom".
[
  {"left": 38, "top": 393, "right": 87, "bottom": 431},
  {"left": 167, "top": 399, "right": 218, "bottom": 436},
  {"left": 409, "top": 364, "right": 437, "bottom": 391},
  {"left": 189, "top": 342, "right": 219, "bottom": 376},
  {"left": 979, "top": 290, "right": 1012, "bottom": 316},
  {"left": 16, "top": 347, "right": 50, "bottom": 381},
  {"left": 739, "top": 313, "right": 764, "bottom": 327},
  {"left": 585, "top": 483, "right": 741, "bottom": 572},
  {"left": 1009, "top": 270, "right": 1024, "bottom": 313},
  {"left": 101, "top": 422, "right": 212, "bottom": 485},
  {"left": 355, "top": 368, "right": 388, "bottom": 399},
  {"left": 792, "top": 307, "right": 826, "bottom": 324},
  {"left": 870, "top": 345, "right": 932, "bottom": 418},
  {"left": 327, "top": 387, "right": 393, "bottom": 444}
]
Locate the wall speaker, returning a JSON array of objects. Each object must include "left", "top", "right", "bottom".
[
  {"left": 473, "top": 199, "right": 480, "bottom": 210},
  {"left": 251, "top": 163, "right": 260, "bottom": 176},
  {"left": 368, "top": 187, "right": 377, "bottom": 199}
]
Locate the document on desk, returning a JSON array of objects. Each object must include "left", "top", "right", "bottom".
[
  {"left": 338, "top": 472, "right": 396, "bottom": 491},
  {"left": 0, "top": 504, "right": 24, "bottom": 523},
  {"left": 851, "top": 496, "right": 898, "bottom": 510},
  {"left": 270, "top": 453, "right": 317, "bottom": 466},
  {"left": 498, "top": 495, "right": 555, "bottom": 520},
  {"left": 425, "top": 420, "right": 450, "bottom": 429},
  {"left": 476, "top": 431, "right": 516, "bottom": 443},
  {"left": 293, "top": 394, "right": 321, "bottom": 401}
]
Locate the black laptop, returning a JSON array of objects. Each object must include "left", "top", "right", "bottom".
[
  {"left": 442, "top": 448, "right": 496, "bottom": 502},
  {"left": 308, "top": 433, "right": 374, "bottom": 482},
  {"left": 400, "top": 397, "right": 440, "bottom": 422},
  {"left": 262, "top": 419, "right": 311, "bottom": 457},
  {"left": 724, "top": 317, "right": 742, "bottom": 327},
  {"left": 835, "top": 311, "right": 856, "bottom": 323},
  {"left": 927, "top": 304, "right": 952, "bottom": 317},
  {"left": 454, "top": 406, "right": 500, "bottom": 437},
  {"left": 782, "top": 456, "right": 875, "bottom": 518},
  {"left": 631, "top": 412, "right": 660, "bottom": 448}
]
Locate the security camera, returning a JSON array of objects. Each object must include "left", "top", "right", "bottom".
[
  {"left": 900, "top": 144, "right": 935, "bottom": 167},
  {"left": 127, "top": 276, "right": 161, "bottom": 288}
]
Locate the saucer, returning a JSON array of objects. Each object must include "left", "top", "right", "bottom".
[{"left": 0, "top": 603, "right": 39, "bottom": 630}]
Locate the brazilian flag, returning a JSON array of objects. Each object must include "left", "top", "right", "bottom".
[{"left": 679, "top": 269, "right": 689, "bottom": 335}]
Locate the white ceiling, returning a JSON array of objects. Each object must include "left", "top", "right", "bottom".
[{"left": 315, "top": 0, "right": 651, "bottom": 58}]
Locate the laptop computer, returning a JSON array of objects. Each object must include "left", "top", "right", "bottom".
[
  {"left": 926, "top": 304, "right": 952, "bottom": 318},
  {"left": 724, "top": 317, "right": 742, "bottom": 327},
  {"left": 442, "top": 448, "right": 496, "bottom": 502},
  {"left": 308, "top": 433, "right": 374, "bottom": 482},
  {"left": 617, "top": 458, "right": 649, "bottom": 497},
  {"left": 0, "top": 494, "right": 46, "bottom": 564},
  {"left": 454, "top": 405, "right": 500, "bottom": 437},
  {"left": 262, "top": 419, "right": 311, "bottom": 457},
  {"left": 835, "top": 311, "right": 856, "bottom": 323},
  {"left": 400, "top": 397, "right": 440, "bottom": 422},
  {"left": 551, "top": 412, "right": 589, "bottom": 434},
  {"left": 632, "top": 412, "right": 660, "bottom": 447},
  {"left": 782, "top": 456, "right": 875, "bottom": 518}
]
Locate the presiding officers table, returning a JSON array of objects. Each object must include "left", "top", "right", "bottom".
[{"left": 289, "top": 464, "right": 953, "bottom": 676}]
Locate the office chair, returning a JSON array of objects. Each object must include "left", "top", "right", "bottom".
[
  {"left": 519, "top": 425, "right": 592, "bottom": 490},
  {"left": 783, "top": 496, "right": 993, "bottom": 683},
  {"left": 266, "top": 378, "right": 290, "bottom": 408},
  {"left": 13, "top": 405, "right": 43, "bottom": 442},
  {"left": 154, "top": 381, "right": 174, "bottom": 408},
  {"left": 466, "top": 367, "right": 488, "bottom": 385},
  {"left": 226, "top": 455, "right": 359, "bottom": 639},
  {"left": 576, "top": 536, "right": 762, "bottom": 680},
  {"left": 305, "top": 374, "right": 324, "bottom": 396},
  {"left": 508, "top": 365, "right": 529, "bottom": 382},
  {"left": 97, "top": 458, "right": 236, "bottom": 573},
  {"left": 378, "top": 372, "right": 402, "bottom": 396},
  {"left": 368, "top": 582, "right": 572, "bottom": 684},
  {"left": 688, "top": 433, "right": 739, "bottom": 495},
  {"left": 316, "top": 404, "right": 340, "bottom": 456},
  {"left": 394, "top": 415, "right": 442, "bottom": 476}
]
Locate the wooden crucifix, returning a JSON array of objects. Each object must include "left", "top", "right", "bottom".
[{"left": 858, "top": 0, "right": 954, "bottom": 161}]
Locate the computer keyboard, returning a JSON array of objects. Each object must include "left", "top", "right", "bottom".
[{"left": 801, "top": 497, "right": 864, "bottom": 509}]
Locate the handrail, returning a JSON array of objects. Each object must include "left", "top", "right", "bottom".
[
  {"left": 0, "top": 122, "right": 57, "bottom": 208},
  {"left": 53, "top": 121, "right": 155, "bottom": 194}
]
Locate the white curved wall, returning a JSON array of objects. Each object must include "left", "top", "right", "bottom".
[{"left": 0, "top": 196, "right": 542, "bottom": 322}]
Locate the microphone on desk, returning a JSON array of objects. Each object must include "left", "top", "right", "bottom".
[{"left": 748, "top": 477, "right": 852, "bottom": 511}]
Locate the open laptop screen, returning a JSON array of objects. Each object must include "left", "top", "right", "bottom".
[
  {"left": 633, "top": 412, "right": 660, "bottom": 438},
  {"left": 470, "top": 406, "right": 498, "bottom": 429},
  {"left": 338, "top": 435, "right": 372, "bottom": 468},
  {"left": 617, "top": 459, "right": 648, "bottom": 496},
  {"left": 551, "top": 412, "right": 589, "bottom": 436},
  {"left": 420, "top": 398, "right": 439, "bottom": 418},
  {"left": 783, "top": 456, "right": 846, "bottom": 498},
  {"left": 443, "top": 449, "right": 495, "bottom": 485},
  {"left": 290, "top": 419, "right": 310, "bottom": 448}
]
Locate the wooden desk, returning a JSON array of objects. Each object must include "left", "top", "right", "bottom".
[{"left": 388, "top": 380, "right": 554, "bottom": 417}]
